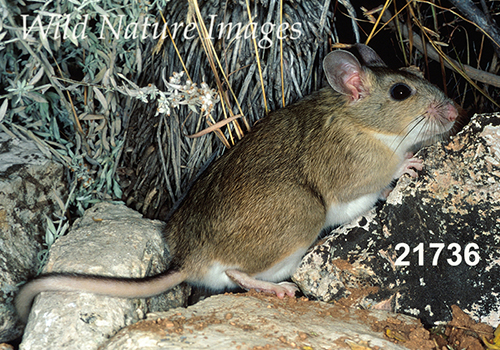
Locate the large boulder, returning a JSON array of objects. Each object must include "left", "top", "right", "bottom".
[
  {"left": 0, "top": 132, "right": 66, "bottom": 343},
  {"left": 293, "top": 113, "right": 500, "bottom": 327},
  {"left": 19, "top": 202, "right": 190, "bottom": 350},
  {"left": 101, "top": 292, "right": 431, "bottom": 350}
]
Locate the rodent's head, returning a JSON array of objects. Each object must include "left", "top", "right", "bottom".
[{"left": 323, "top": 44, "right": 457, "bottom": 152}]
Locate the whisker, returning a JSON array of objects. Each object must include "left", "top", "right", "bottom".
[{"left": 393, "top": 115, "right": 426, "bottom": 155}]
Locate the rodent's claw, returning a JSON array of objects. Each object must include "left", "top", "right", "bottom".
[
  {"left": 380, "top": 187, "right": 393, "bottom": 200},
  {"left": 396, "top": 157, "right": 424, "bottom": 179}
]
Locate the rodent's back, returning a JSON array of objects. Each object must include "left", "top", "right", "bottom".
[{"left": 163, "top": 88, "right": 342, "bottom": 275}]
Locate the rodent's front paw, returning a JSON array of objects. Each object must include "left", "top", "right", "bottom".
[{"left": 396, "top": 156, "right": 424, "bottom": 179}]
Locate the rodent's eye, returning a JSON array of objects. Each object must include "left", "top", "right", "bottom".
[{"left": 390, "top": 83, "right": 413, "bottom": 101}]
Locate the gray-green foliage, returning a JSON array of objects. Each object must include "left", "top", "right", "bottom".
[{"left": 0, "top": 0, "right": 218, "bottom": 270}]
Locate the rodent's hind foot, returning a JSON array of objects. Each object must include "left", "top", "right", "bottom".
[
  {"left": 225, "top": 269, "right": 298, "bottom": 298},
  {"left": 275, "top": 282, "right": 300, "bottom": 298}
]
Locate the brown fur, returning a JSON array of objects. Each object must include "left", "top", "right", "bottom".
[{"left": 16, "top": 44, "right": 457, "bottom": 323}]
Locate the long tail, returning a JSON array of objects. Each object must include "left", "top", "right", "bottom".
[{"left": 15, "top": 270, "right": 187, "bottom": 323}]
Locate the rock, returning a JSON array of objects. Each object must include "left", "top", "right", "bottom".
[
  {"left": 0, "top": 132, "right": 66, "bottom": 343},
  {"left": 19, "top": 202, "right": 190, "bottom": 350},
  {"left": 446, "top": 305, "right": 494, "bottom": 350},
  {"left": 293, "top": 113, "right": 500, "bottom": 327},
  {"left": 101, "top": 292, "right": 428, "bottom": 350}
]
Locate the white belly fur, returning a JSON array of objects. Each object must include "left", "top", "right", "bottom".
[
  {"left": 325, "top": 192, "right": 380, "bottom": 227},
  {"left": 196, "top": 194, "right": 381, "bottom": 291},
  {"left": 254, "top": 246, "right": 308, "bottom": 282},
  {"left": 195, "top": 262, "right": 239, "bottom": 290}
]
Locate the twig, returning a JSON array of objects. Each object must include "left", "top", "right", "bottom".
[
  {"left": 338, "top": 0, "right": 360, "bottom": 43},
  {"left": 447, "top": 0, "right": 500, "bottom": 57},
  {"left": 381, "top": 10, "right": 500, "bottom": 89},
  {"left": 157, "top": 114, "right": 175, "bottom": 201},
  {"left": 185, "top": 115, "right": 242, "bottom": 138},
  {"left": 245, "top": 0, "right": 268, "bottom": 114}
]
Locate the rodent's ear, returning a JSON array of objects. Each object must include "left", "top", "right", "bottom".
[
  {"left": 323, "top": 50, "right": 366, "bottom": 101},
  {"left": 354, "top": 44, "right": 387, "bottom": 67}
]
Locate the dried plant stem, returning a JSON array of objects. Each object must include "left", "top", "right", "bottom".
[
  {"left": 245, "top": 0, "right": 268, "bottom": 114},
  {"left": 381, "top": 10, "right": 500, "bottom": 92},
  {"left": 125, "top": 0, "right": 335, "bottom": 217},
  {"left": 366, "top": 0, "right": 392, "bottom": 45},
  {"left": 165, "top": 24, "right": 191, "bottom": 82},
  {"left": 188, "top": 0, "right": 245, "bottom": 144},
  {"left": 279, "top": 0, "right": 285, "bottom": 108},
  {"left": 446, "top": 0, "right": 500, "bottom": 56},
  {"left": 157, "top": 114, "right": 175, "bottom": 201},
  {"left": 186, "top": 115, "right": 242, "bottom": 138},
  {"left": 338, "top": 0, "right": 360, "bottom": 43}
]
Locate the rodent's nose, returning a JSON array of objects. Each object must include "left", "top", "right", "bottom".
[
  {"left": 428, "top": 101, "right": 458, "bottom": 123},
  {"left": 446, "top": 104, "right": 458, "bottom": 122}
]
